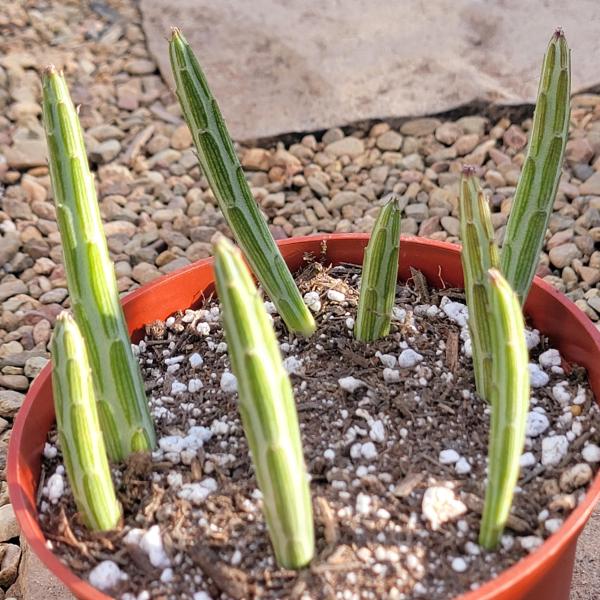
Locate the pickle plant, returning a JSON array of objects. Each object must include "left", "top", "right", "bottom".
[
  {"left": 458, "top": 29, "right": 570, "bottom": 547},
  {"left": 354, "top": 194, "right": 402, "bottom": 342},
  {"left": 169, "top": 29, "right": 315, "bottom": 337},
  {"left": 42, "top": 66, "right": 156, "bottom": 461},
  {"left": 213, "top": 236, "right": 314, "bottom": 569},
  {"left": 501, "top": 29, "right": 571, "bottom": 305},
  {"left": 478, "top": 270, "right": 529, "bottom": 549},
  {"left": 51, "top": 313, "right": 122, "bottom": 531},
  {"left": 459, "top": 167, "right": 500, "bottom": 401}
]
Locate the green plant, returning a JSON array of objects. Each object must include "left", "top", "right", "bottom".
[
  {"left": 213, "top": 236, "right": 314, "bottom": 569},
  {"left": 459, "top": 167, "right": 500, "bottom": 401},
  {"left": 354, "top": 194, "right": 402, "bottom": 342},
  {"left": 478, "top": 269, "right": 530, "bottom": 549},
  {"left": 169, "top": 29, "right": 315, "bottom": 337},
  {"left": 500, "top": 29, "right": 571, "bottom": 305},
  {"left": 42, "top": 66, "right": 156, "bottom": 461},
  {"left": 51, "top": 312, "right": 122, "bottom": 531}
]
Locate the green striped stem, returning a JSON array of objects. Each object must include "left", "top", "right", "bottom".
[
  {"left": 51, "top": 313, "right": 122, "bottom": 531},
  {"left": 459, "top": 167, "right": 501, "bottom": 401},
  {"left": 42, "top": 67, "right": 156, "bottom": 461},
  {"left": 169, "top": 29, "right": 315, "bottom": 337},
  {"left": 500, "top": 29, "right": 571, "bottom": 305},
  {"left": 479, "top": 269, "right": 530, "bottom": 549},
  {"left": 354, "top": 194, "right": 402, "bottom": 342},
  {"left": 214, "top": 236, "right": 314, "bottom": 569}
]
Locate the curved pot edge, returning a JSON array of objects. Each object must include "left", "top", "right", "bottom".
[{"left": 7, "top": 234, "right": 600, "bottom": 600}]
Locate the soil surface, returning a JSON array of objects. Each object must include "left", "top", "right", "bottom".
[{"left": 37, "top": 262, "right": 600, "bottom": 599}]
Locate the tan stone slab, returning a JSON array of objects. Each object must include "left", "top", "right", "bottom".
[
  {"left": 140, "top": 0, "right": 600, "bottom": 141},
  {"left": 571, "top": 505, "right": 600, "bottom": 599},
  {"left": 17, "top": 536, "right": 73, "bottom": 600}
]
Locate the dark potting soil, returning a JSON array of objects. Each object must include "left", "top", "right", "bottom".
[{"left": 37, "top": 260, "right": 600, "bottom": 600}]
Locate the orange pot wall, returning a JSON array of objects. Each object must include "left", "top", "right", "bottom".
[{"left": 8, "top": 235, "right": 600, "bottom": 600}]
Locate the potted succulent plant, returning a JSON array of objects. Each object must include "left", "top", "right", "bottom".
[{"left": 8, "top": 27, "right": 600, "bottom": 600}]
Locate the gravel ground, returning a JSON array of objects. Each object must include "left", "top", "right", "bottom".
[{"left": 0, "top": 0, "right": 599, "bottom": 597}]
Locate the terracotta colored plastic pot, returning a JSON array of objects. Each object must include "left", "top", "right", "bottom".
[{"left": 8, "top": 234, "right": 600, "bottom": 600}]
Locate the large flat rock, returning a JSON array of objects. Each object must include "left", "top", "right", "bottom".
[
  {"left": 140, "top": 0, "right": 600, "bottom": 141},
  {"left": 16, "top": 536, "right": 73, "bottom": 600}
]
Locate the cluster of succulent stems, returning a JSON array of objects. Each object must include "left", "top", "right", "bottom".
[{"left": 44, "top": 27, "right": 570, "bottom": 569}]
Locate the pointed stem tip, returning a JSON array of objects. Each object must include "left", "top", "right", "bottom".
[
  {"left": 43, "top": 64, "right": 58, "bottom": 77},
  {"left": 170, "top": 26, "right": 182, "bottom": 40},
  {"left": 462, "top": 164, "right": 477, "bottom": 177},
  {"left": 553, "top": 27, "right": 564, "bottom": 39}
]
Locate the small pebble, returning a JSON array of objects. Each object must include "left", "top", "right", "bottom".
[
  {"left": 559, "top": 463, "right": 593, "bottom": 492},
  {"left": 327, "top": 289, "right": 345, "bottom": 303}
]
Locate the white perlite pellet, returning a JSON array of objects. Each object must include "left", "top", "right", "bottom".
[
  {"left": 528, "top": 363, "right": 549, "bottom": 388},
  {"left": 177, "top": 478, "right": 218, "bottom": 505},
  {"left": 338, "top": 376, "right": 366, "bottom": 393},
  {"left": 541, "top": 435, "right": 569, "bottom": 466},
  {"left": 439, "top": 449, "right": 460, "bottom": 465},
  {"left": 520, "top": 536, "right": 543, "bottom": 552},
  {"left": 539, "top": 348, "right": 561, "bottom": 368},
  {"left": 421, "top": 486, "right": 467, "bottom": 530},
  {"left": 377, "top": 353, "right": 397, "bottom": 368},
  {"left": 303, "top": 291, "right": 321, "bottom": 312},
  {"left": 455, "top": 457, "right": 472, "bottom": 475},
  {"left": 46, "top": 473, "right": 64, "bottom": 503},
  {"left": 361, "top": 442, "right": 378, "bottom": 461},
  {"left": 392, "top": 307, "right": 406, "bottom": 322},
  {"left": 196, "top": 322, "right": 210, "bottom": 336},
  {"left": 188, "top": 379, "right": 203, "bottom": 393},
  {"left": 356, "top": 493, "right": 372, "bottom": 515},
  {"left": 88, "top": 560, "right": 128, "bottom": 591},
  {"left": 520, "top": 452, "right": 537, "bottom": 468},
  {"left": 189, "top": 353, "right": 203, "bottom": 368},
  {"left": 139, "top": 525, "right": 170, "bottom": 568},
  {"left": 441, "top": 298, "right": 468, "bottom": 327},
  {"left": 525, "top": 411, "right": 550, "bottom": 437},
  {"left": 327, "top": 289, "right": 345, "bottom": 303},
  {"left": 582, "top": 444, "right": 600, "bottom": 463},
  {"left": 398, "top": 349, "right": 423, "bottom": 368},
  {"left": 283, "top": 356, "right": 303, "bottom": 375},
  {"left": 323, "top": 449, "right": 335, "bottom": 461},
  {"left": 545, "top": 518, "right": 564, "bottom": 534},
  {"left": 193, "top": 592, "right": 212, "bottom": 600},
  {"left": 383, "top": 368, "right": 400, "bottom": 383},
  {"left": 170, "top": 381, "right": 187, "bottom": 395},
  {"left": 160, "top": 568, "right": 174, "bottom": 583},
  {"left": 451, "top": 557, "right": 468, "bottom": 573},
  {"left": 43, "top": 443, "right": 57, "bottom": 459},
  {"left": 220, "top": 371, "right": 237, "bottom": 393},
  {"left": 525, "top": 329, "right": 541, "bottom": 350},
  {"left": 464, "top": 541, "right": 480, "bottom": 556},
  {"left": 552, "top": 383, "right": 571, "bottom": 405},
  {"left": 369, "top": 420, "right": 385, "bottom": 443}
]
